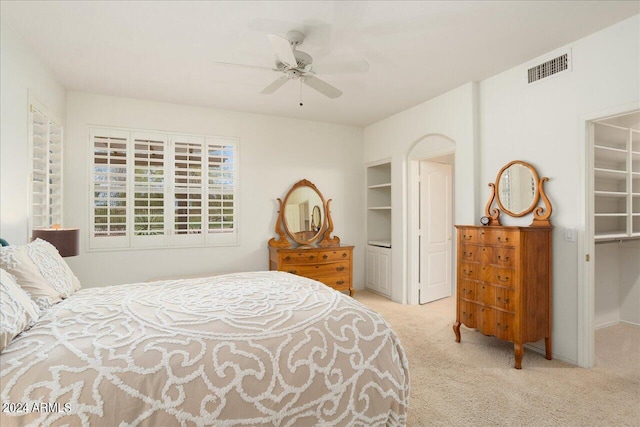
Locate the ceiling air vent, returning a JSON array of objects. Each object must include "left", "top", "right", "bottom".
[{"left": 527, "top": 52, "right": 570, "bottom": 84}]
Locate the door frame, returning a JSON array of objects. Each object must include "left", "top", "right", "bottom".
[
  {"left": 579, "top": 102, "right": 640, "bottom": 368},
  {"left": 407, "top": 134, "right": 456, "bottom": 305}
]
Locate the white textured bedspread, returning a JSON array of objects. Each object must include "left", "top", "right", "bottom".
[{"left": 1, "top": 271, "right": 409, "bottom": 426}]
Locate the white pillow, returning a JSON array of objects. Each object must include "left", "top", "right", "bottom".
[
  {"left": 0, "top": 238, "right": 81, "bottom": 310},
  {"left": 0, "top": 268, "right": 41, "bottom": 351}
]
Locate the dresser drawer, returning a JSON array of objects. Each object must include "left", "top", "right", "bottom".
[
  {"left": 476, "top": 283, "right": 496, "bottom": 307},
  {"left": 314, "top": 274, "right": 351, "bottom": 291},
  {"left": 459, "top": 262, "right": 478, "bottom": 280},
  {"left": 494, "top": 311, "right": 516, "bottom": 341},
  {"left": 481, "top": 247, "right": 516, "bottom": 268},
  {"left": 281, "top": 249, "right": 351, "bottom": 264},
  {"left": 459, "top": 228, "right": 482, "bottom": 244},
  {"left": 481, "top": 229, "right": 517, "bottom": 247},
  {"left": 460, "top": 245, "right": 481, "bottom": 262},
  {"left": 459, "top": 280, "right": 476, "bottom": 301},
  {"left": 284, "top": 261, "right": 349, "bottom": 277},
  {"left": 459, "top": 301, "right": 477, "bottom": 329},
  {"left": 495, "top": 287, "right": 516, "bottom": 313},
  {"left": 480, "top": 265, "right": 515, "bottom": 288}
]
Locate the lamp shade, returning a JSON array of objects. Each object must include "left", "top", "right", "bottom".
[{"left": 32, "top": 228, "right": 79, "bottom": 257}]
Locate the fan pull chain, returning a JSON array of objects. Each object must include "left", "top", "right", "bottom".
[{"left": 299, "top": 79, "right": 303, "bottom": 107}]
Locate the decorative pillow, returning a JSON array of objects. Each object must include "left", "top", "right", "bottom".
[
  {"left": 0, "top": 239, "right": 81, "bottom": 310},
  {"left": 0, "top": 268, "right": 41, "bottom": 351}
]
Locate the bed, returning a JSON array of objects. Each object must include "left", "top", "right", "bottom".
[{"left": 0, "top": 267, "right": 409, "bottom": 426}]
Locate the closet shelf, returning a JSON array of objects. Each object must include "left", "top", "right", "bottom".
[{"left": 368, "top": 183, "right": 391, "bottom": 189}]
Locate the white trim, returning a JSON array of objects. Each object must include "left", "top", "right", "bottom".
[{"left": 579, "top": 101, "right": 640, "bottom": 368}]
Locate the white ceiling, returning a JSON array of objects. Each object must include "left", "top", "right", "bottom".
[{"left": 2, "top": 1, "right": 638, "bottom": 127}]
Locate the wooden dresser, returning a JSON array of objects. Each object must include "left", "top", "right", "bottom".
[
  {"left": 269, "top": 246, "right": 354, "bottom": 296},
  {"left": 453, "top": 225, "right": 552, "bottom": 369}
]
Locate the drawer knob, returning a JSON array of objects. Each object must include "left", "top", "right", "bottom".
[
  {"left": 463, "top": 269, "right": 473, "bottom": 275},
  {"left": 337, "top": 266, "right": 345, "bottom": 272},
  {"left": 463, "top": 251, "right": 473, "bottom": 257},
  {"left": 463, "top": 288, "right": 473, "bottom": 295},
  {"left": 336, "top": 280, "right": 345, "bottom": 285},
  {"left": 497, "top": 236, "right": 509, "bottom": 243},
  {"left": 323, "top": 254, "right": 328, "bottom": 259},
  {"left": 463, "top": 234, "right": 472, "bottom": 240},
  {"left": 496, "top": 323, "right": 509, "bottom": 331},
  {"left": 497, "top": 275, "right": 509, "bottom": 282},
  {"left": 462, "top": 311, "right": 473, "bottom": 318},
  {"left": 498, "top": 255, "right": 510, "bottom": 261},
  {"left": 341, "top": 253, "right": 347, "bottom": 258},
  {"left": 288, "top": 270, "right": 297, "bottom": 274},
  {"left": 497, "top": 296, "right": 510, "bottom": 304},
  {"left": 284, "top": 256, "right": 291, "bottom": 261},
  {"left": 309, "top": 255, "right": 315, "bottom": 260}
]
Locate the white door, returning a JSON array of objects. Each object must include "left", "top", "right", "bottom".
[{"left": 419, "top": 161, "right": 453, "bottom": 304}]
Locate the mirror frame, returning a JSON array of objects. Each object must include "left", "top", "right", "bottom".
[
  {"left": 485, "top": 160, "right": 552, "bottom": 227},
  {"left": 269, "top": 179, "right": 341, "bottom": 248},
  {"left": 311, "top": 205, "right": 322, "bottom": 230}
]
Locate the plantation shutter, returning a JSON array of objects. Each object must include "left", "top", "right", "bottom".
[
  {"left": 172, "top": 135, "right": 205, "bottom": 245},
  {"left": 206, "top": 137, "right": 238, "bottom": 245},
  {"left": 29, "top": 102, "right": 64, "bottom": 235},
  {"left": 47, "top": 120, "right": 63, "bottom": 227},
  {"left": 88, "top": 127, "right": 238, "bottom": 249},
  {"left": 132, "top": 132, "right": 167, "bottom": 246},
  {"left": 29, "top": 107, "right": 49, "bottom": 230},
  {"left": 90, "top": 129, "right": 129, "bottom": 249}
]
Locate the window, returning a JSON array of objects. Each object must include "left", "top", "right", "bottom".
[
  {"left": 29, "top": 100, "right": 63, "bottom": 235},
  {"left": 89, "top": 127, "right": 238, "bottom": 249}
]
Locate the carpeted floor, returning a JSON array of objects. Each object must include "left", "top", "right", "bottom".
[{"left": 354, "top": 291, "right": 640, "bottom": 427}]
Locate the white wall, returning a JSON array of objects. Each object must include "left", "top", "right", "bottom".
[
  {"left": 0, "top": 18, "right": 66, "bottom": 245},
  {"left": 64, "top": 92, "right": 364, "bottom": 288},
  {"left": 363, "top": 83, "right": 479, "bottom": 304},
  {"left": 478, "top": 14, "right": 639, "bottom": 364},
  {"left": 363, "top": 15, "right": 640, "bottom": 365}
]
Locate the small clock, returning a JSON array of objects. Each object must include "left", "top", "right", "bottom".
[{"left": 480, "top": 216, "right": 490, "bottom": 226}]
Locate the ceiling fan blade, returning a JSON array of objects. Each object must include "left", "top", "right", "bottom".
[
  {"left": 210, "top": 61, "right": 275, "bottom": 72},
  {"left": 302, "top": 75, "right": 343, "bottom": 99},
  {"left": 311, "top": 60, "right": 370, "bottom": 74},
  {"left": 260, "top": 76, "right": 289, "bottom": 94},
  {"left": 267, "top": 34, "right": 298, "bottom": 68}
]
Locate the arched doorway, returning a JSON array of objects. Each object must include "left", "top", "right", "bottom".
[{"left": 407, "top": 134, "right": 456, "bottom": 305}]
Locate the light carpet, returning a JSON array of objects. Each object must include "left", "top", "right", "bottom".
[{"left": 354, "top": 291, "right": 640, "bottom": 427}]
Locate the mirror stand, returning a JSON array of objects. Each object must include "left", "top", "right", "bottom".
[
  {"left": 268, "top": 179, "right": 341, "bottom": 248},
  {"left": 484, "top": 160, "right": 553, "bottom": 227}
]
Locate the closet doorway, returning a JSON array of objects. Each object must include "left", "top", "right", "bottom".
[
  {"left": 583, "top": 109, "right": 640, "bottom": 370},
  {"left": 407, "top": 134, "right": 455, "bottom": 305}
]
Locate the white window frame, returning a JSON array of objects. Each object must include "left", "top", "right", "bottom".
[
  {"left": 88, "top": 126, "right": 239, "bottom": 250},
  {"left": 28, "top": 96, "right": 64, "bottom": 237}
]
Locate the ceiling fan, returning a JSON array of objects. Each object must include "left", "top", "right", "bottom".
[{"left": 214, "top": 30, "right": 368, "bottom": 100}]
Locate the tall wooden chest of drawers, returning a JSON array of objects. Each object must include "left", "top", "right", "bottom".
[
  {"left": 269, "top": 245, "right": 354, "bottom": 296},
  {"left": 453, "top": 225, "right": 552, "bottom": 369}
]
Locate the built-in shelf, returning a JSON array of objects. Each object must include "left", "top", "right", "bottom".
[
  {"left": 368, "top": 240, "right": 391, "bottom": 248},
  {"left": 366, "top": 161, "right": 392, "bottom": 297},
  {"left": 368, "top": 183, "right": 391, "bottom": 189},
  {"left": 593, "top": 121, "right": 639, "bottom": 241}
]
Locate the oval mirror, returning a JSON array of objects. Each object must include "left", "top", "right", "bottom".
[
  {"left": 497, "top": 162, "right": 538, "bottom": 216},
  {"left": 283, "top": 184, "right": 325, "bottom": 244}
]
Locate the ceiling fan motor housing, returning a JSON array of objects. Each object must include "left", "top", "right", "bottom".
[{"left": 276, "top": 50, "right": 313, "bottom": 72}]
